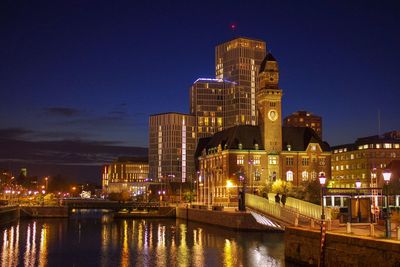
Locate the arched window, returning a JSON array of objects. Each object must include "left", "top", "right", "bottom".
[
  {"left": 302, "top": 171, "right": 308, "bottom": 181},
  {"left": 311, "top": 171, "right": 317, "bottom": 180},
  {"left": 286, "top": 170, "right": 293, "bottom": 182}
]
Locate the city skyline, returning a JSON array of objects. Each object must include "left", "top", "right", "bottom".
[{"left": 1, "top": 1, "right": 400, "bottom": 181}]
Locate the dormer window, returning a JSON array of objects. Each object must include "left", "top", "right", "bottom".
[
  {"left": 254, "top": 143, "right": 259, "bottom": 150},
  {"left": 287, "top": 144, "right": 291, "bottom": 151},
  {"left": 238, "top": 143, "right": 243, "bottom": 150}
]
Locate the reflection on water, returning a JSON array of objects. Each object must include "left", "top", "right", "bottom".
[{"left": 0, "top": 210, "right": 285, "bottom": 266}]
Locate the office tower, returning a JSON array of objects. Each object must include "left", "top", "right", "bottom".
[
  {"left": 284, "top": 110, "right": 323, "bottom": 139},
  {"left": 190, "top": 78, "right": 235, "bottom": 139},
  {"left": 215, "top": 37, "right": 266, "bottom": 127},
  {"left": 148, "top": 113, "right": 196, "bottom": 182}
]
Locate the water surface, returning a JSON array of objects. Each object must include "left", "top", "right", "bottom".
[{"left": 1, "top": 210, "right": 285, "bottom": 266}]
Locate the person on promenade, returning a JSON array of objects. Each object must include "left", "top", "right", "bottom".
[
  {"left": 275, "top": 193, "right": 280, "bottom": 204},
  {"left": 281, "top": 194, "right": 287, "bottom": 206}
]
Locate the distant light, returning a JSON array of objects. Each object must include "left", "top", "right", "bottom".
[
  {"left": 383, "top": 170, "right": 392, "bottom": 183},
  {"left": 230, "top": 23, "right": 237, "bottom": 30},
  {"left": 319, "top": 175, "right": 326, "bottom": 186},
  {"left": 355, "top": 179, "right": 361, "bottom": 189}
]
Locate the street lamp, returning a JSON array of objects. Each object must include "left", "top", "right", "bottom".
[
  {"left": 355, "top": 179, "right": 362, "bottom": 222},
  {"left": 382, "top": 170, "right": 392, "bottom": 238},
  {"left": 319, "top": 174, "right": 326, "bottom": 220},
  {"left": 318, "top": 173, "right": 327, "bottom": 267}
]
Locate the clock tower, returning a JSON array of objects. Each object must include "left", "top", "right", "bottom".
[{"left": 256, "top": 52, "right": 282, "bottom": 181}]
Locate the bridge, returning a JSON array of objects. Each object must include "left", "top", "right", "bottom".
[
  {"left": 62, "top": 199, "right": 161, "bottom": 211},
  {"left": 245, "top": 193, "right": 330, "bottom": 230}
]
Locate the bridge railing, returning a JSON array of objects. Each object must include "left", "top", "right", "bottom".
[
  {"left": 246, "top": 194, "right": 332, "bottom": 225},
  {"left": 265, "top": 193, "right": 331, "bottom": 220}
]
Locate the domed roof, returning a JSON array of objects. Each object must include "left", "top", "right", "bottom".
[{"left": 259, "top": 52, "right": 277, "bottom": 74}]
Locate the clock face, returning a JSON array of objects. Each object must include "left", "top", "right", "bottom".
[{"left": 268, "top": 109, "right": 278, "bottom": 121}]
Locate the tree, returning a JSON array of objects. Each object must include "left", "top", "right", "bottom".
[
  {"left": 302, "top": 179, "right": 321, "bottom": 204},
  {"left": 271, "top": 179, "right": 292, "bottom": 195}
]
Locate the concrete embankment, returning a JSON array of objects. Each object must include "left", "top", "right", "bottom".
[
  {"left": 114, "top": 207, "right": 176, "bottom": 218},
  {"left": 20, "top": 206, "right": 68, "bottom": 218},
  {"left": 285, "top": 227, "right": 400, "bottom": 266},
  {"left": 176, "top": 206, "right": 272, "bottom": 231},
  {"left": 0, "top": 206, "right": 20, "bottom": 225}
]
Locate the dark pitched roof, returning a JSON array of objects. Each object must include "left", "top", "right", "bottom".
[
  {"left": 195, "top": 126, "right": 264, "bottom": 160},
  {"left": 282, "top": 127, "right": 330, "bottom": 152},
  {"left": 259, "top": 52, "right": 277, "bottom": 74},
  {"left": 204, "top": 125, "right": 264, "bottom": 151}
]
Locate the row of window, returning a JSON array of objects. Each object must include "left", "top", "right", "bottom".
[
  {"left": 334, "top": 143, "right": 400, "bottom": 153},
  {"left": 285, "top": 170, "right": 320, "bottom": 182},
  {"left": 334, "top": 152, "right": 397, "bottom": 161},
  {"left": 285, "top": 157, "right": 326, "bottom": 166}
]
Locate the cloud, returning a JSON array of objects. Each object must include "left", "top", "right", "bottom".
[
  {"left": 44, "top": 107, "right": 81, "bottom": 117},
  {"left": 0, "top": 128, "right": 33, "bottom": 140}
]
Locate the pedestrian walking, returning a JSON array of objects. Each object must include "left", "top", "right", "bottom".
[
  {"left": 281, "top": 194, "right": 287, "bottom": 206},
  {"left": 274, "top": 193, "right": 280, "bottom": 204}
]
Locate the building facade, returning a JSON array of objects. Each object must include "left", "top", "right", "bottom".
[
  {"left": 102, "top": 157, "right": 149, "bottom": 195},
  {"left": 331, "top": 131, "right": 400, "bottom": 188},
  {"left": 197, "top": 52, "right": 331, "bottom": 205},
  {"left": 215, "top": 37, "right": 266, "bottom": 127},
  {"left": 148, "top": 112, "right": 196, "bottom": 182},
  {"left": 284, "top": 110, "right": 323, "bottom": 139},
  {"left": 189, "top": 78, "right": 235, "bottom": 139}
]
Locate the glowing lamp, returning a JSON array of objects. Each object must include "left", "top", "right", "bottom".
[
  {"left": 319, "top": 175, "right": 326, "bottom": 186},
  {"left": 355, "top": 179, "right": 361, "bottom": 189},
  {"left": 382, "top": 170, "right": 392, "bottom": 183}
]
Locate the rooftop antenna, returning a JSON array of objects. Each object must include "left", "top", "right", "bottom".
[{"left": 230, "top": 23, "right": 237, "bottom": 37}]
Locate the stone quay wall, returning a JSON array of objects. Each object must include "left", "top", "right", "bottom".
[
  {"left": 285, "top": 227, "right": 400, "bottom": 266},
  {"left": 176, "top": 206, "right": 273, "bottom": 231},
  {"left": 20, "top": 206, "right": 68, "bottom": 218},
  {"left": 0, "top": 206, "right": 20, "bottom": 225}
]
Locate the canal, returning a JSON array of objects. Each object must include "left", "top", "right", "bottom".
[{"left": 1, "top": 210, "right": 286, "bottom": 266}]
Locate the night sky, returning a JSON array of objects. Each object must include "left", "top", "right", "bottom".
[{"left": 1, "top": 1, "right": 400, "bottom": 181}]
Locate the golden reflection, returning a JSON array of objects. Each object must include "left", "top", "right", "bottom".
[
  {"left": 2, "top": 229, "right": 8, "bottom": 267},
  {"left": 137, "top": 222, "right": 143, "bottom": 250},
  {"left": 192, "top": 228, "right": 204, "bottom": 266},
  {"left": 177, "top": 224, "right": 188, "bottom": 267},
  {"left": 156, "top": 224, "right": 166, "bottom": 267},
  {"left": 224, "top": 239, "right": 234, "bottom": 267},
  {"left": 120, "top": 220, "right": 130, "bottom": 267},
  {"left": 38, "top": 224, "right": 48, "bottom": 267},
  {"left": 100, "top": 223, "right": 110, "bottom": 267}
]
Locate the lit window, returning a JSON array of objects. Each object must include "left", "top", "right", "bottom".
[
  {"left": 311, "top": 171, "right": 317, "bottom": 180},
  {"left": 237, "top": 155, "right": 244, "bottom": 165},
  {"left": 286, "top": 171, "right": 293, "bottom": 182},
  {"left": 302, "top": 158, "right": 309, "bottom": 166},
  {"left": 319, "top": 158, "right": 326, "bottom": 166},
  {"left": 395, "top": 144, "right": 400, "bottom": 149},
  {"left": 302, "top": 171, "right": 309, "bottom": 181},
  {"left": 253, "top": 156, "right": 261, "bottom": 165},
  {"left": 376, "top": 144, "right": 381, "bottom": 149},
  {"left": 384, "top": 143, "right": 392, "bottom": 149},
  {"left": 269, "top": 156, "right": 278, "bottom": 165},
  {"left": 350, "top": 154, "right": 354, "bottom": 159},
  {"left": 286, "top": 157, "right": 294, "bottom": 166},
  {"left": 363, "top": 144, "right": 368, "bottom": 149}
]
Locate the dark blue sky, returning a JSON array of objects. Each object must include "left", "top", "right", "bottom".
[{"left": 1, "top": 0, "right": 400, "bottom": 147}]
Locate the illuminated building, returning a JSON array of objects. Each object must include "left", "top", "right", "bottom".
[
  {"left": 148, "top": 112, "right": 196, "bottom": 183},
  {"left": 284, "top": 110, "right": 323, "bottom": 139},
  {"left": 215, "top": 37, "right": 266, "bottom": 127},
  {"left": 102, "top": 157, "right": 149, "bottom": 195},
  {"left": 190, "top": 78, "right": 235, "bottom": 139},
  {"left": 331, "top": 131, "right": 400, "bottom": 188},
  {"left": 197, "top": 52, "right": 331, "bottom": 205}
]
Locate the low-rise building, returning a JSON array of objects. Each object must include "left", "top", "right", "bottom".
[
  {"left": 283, "top": 110, "right": 323, "bottom": 139},
  {"left": 331, "top": 131, "right": 400, "bottom": 188},
  {"left": 102, "top": 157, "right": 149, "bottom": 197}
]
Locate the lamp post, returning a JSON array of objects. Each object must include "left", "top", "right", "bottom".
[
  {"left": 382, "top": 170, "right": 392, "bottom": 238},
  {"left": 355, "top": 179, "right": 362, "bottom": 222},
  {"left": 318, "top": 174, "right": 327, "bottom": 267},
  {"left": 319, "top": 174, "right": 327, "bottom": 220}
]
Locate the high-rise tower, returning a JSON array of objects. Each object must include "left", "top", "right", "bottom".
[
  {"left": 215, "top": 37, "right": 266, "bottom": 127},
  {"left": 256, "top": 53, "right": 283, "bottom": 181}
]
